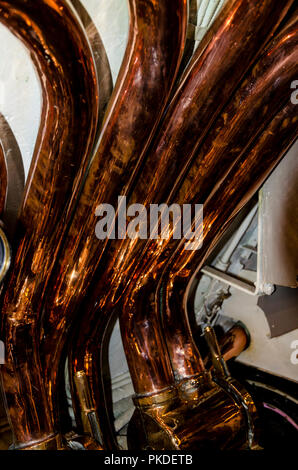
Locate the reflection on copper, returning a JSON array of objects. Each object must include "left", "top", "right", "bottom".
[
  {"left": 39, "top": 0, "right": 187, "bottom": 449},
  {"left": 159, "top": 98, "right": 298, "bottom": 385},
  {"left": 69, "top": 0, "right": 294, "bottom": 449},
  {"left": 203, "top": 324, "right": 250, "bottom": 367},
  {"left": 0, "top": 0, "right": 99, "bottom": 449},
  {"left": 0, "top": 0, "right": 296, "bottom": 452},
  {"left": 159, "top": 16, "right": 298, "bottom": 384},
  {"left": 220, "top": 325, "right": 250, "bottom": 363}
]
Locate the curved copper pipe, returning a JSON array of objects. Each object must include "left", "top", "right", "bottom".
[
  {"left": 39, "top": 0, "right": 187, "bottom": 447},
  {"left": 220, "top": 325, "right": 249, "bottom": 363},
  {"left": 90, "top": 0, "right": 294, "bottom": 308},
  {"left": 152, "top": 101, "right": 298, "bottom": 422},
  {"left": 67, "top": 0, "right": 294, "bottom": 445},
  {"left": 202, "top": 324, "right": 250, "bottom": 367},
  {"left": 67, "top": 1, "right": 294, "bottom": 449},
  {"left": 0, "top": 0, "right": 98, "bottom": 449},
  {"left": 122, "top": 84, "right": 298, "bottom": 450}
]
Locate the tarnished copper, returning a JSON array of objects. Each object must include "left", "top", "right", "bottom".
[
  {"left": 39, "top": 0, "right": 187, "bottom": 448},
  {"left": 0, "top": 0, "right": 295, "bottom": 452},
  {"left": 68, "top": 0, "right": 294, "bottom": 447},
  {"left": 0, "top": 0, "right": 99, "bottom": 448},
  {"left": 202, "top": 324, "right": 257, "bottom": 448}
]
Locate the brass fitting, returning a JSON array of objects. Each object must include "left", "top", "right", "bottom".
[{"left": 127, "top": 378, "right": 248, "bottom": 450}]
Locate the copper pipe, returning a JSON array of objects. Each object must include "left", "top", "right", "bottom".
[
  {"left": 70, "top": 0, "right": 113, "bottom": 132},
  {"left": 68, "top": 0, "right": 293, "bottom": 445},
  {"left": 161, "top": 96, "right": 298, "bottom": 372},
  {"left": 0, "top": 144, "right": 7, "bottom": 218},
  {"left": 178, "top": 0, "right": 198, "bottom": 74},
  {"left": 91, "top": 0, "right": 293, "bottom": 308},
  {"left": 39, "top": 0, "right": 187, "bottom": 448},
  {"left": 0, "top": 0, "right": 99, "bottom": 449},
  {"left": 202, "top": 324, "right": 250, "bottom": 367},
  {"left": 220, "top": 325, "right": 250, "bottom": 363}
]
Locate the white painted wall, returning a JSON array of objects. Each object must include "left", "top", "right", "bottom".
[{"left": 0, "top": 0, "right": 129, "bottom": 179}]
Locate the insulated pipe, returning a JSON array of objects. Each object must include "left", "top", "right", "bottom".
[
  {"left": 0, "top": 0, "right": 99, "bottom": 449},
  {"left": 40, "top": 0, "right": 188, "bottom": 449}
]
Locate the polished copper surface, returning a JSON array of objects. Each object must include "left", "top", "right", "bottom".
[
  {"left": 68, "top": 1, "right": 293, "bottom": 426},
  {"left": 90, "top": 0, "right": 293, "bottom": 309},
  {"left": 0, "top": 143, "right": 7, "bottom": 218},
  {"left": 0, "top": 113, "right": 25, "bottom": 236},
  {"left": 201, "top": 324, "right": 250, "bottom": 369},
  {"left": 214, "top": 325, "right": 249, "bottom": 365},
  {"left": 39, "top": 0, "right": 187, "bottom": 447},
  {"left": 0, "top": 0, "right": 99, "bottom": 447},
  {"left": 0, "top": 0, "right": 296, "bottom": 452}
]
